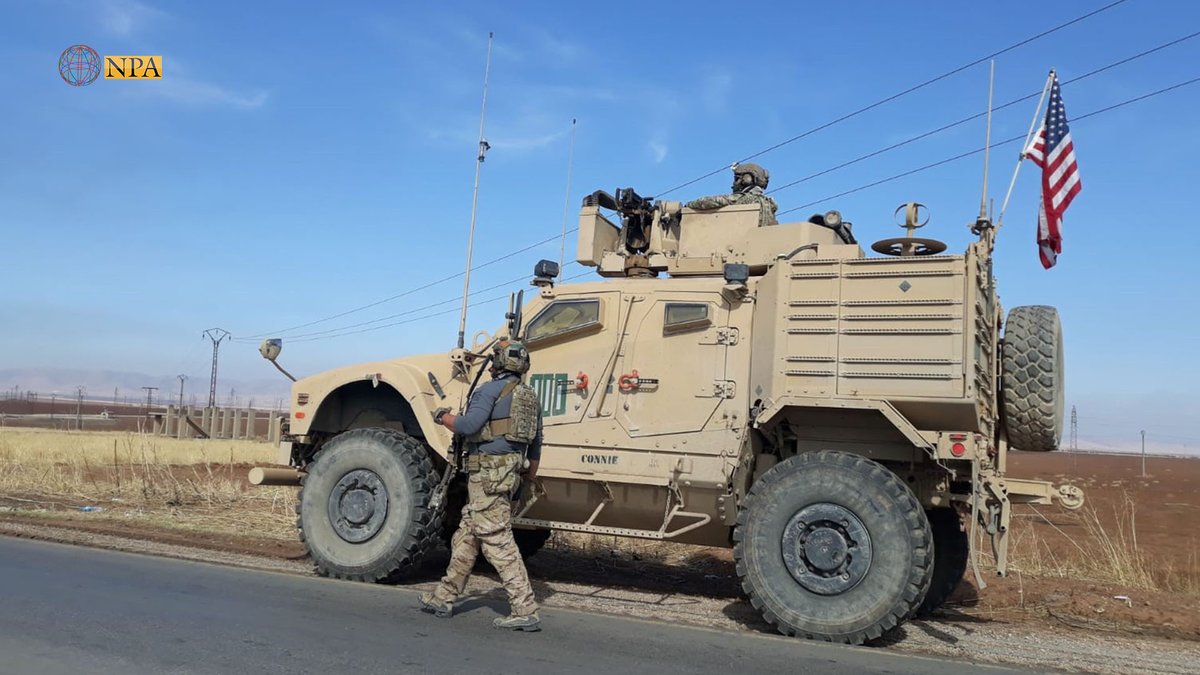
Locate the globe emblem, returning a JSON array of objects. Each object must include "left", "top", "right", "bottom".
[{"left": 59, "top": 45, "right": 101, "bottom": 87}]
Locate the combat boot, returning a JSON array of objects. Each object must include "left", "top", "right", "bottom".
[
  {"left": 418, "top": 593, "right": 453, "bottom": 618},
  {"left": 493, "top": 612, "right": 541, "bottom": 632}
]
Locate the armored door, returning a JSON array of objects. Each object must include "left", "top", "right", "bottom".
[
  {"left": 522, "top": 292, "right": 619, "bottom": 427},
  {"left": 612, "top": 291, "right": 731, "bottom": 437}
]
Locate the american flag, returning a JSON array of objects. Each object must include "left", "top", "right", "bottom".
[{"left": 1024, "top": 72, "right": 1081, "bottom": 269}]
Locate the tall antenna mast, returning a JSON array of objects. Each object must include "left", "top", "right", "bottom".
[
  {"left": 558, "top": 118, "right": 578, "bottom": 272},
  {"left": 976, "top": 60, "right": 996, "bottom": 230},
  {"left": 456, "top": 32, "right": 494, "bottom": 350}
]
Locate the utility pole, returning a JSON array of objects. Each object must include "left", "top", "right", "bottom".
[
  {"left": 114, "top": 387, "right": 119, "bottom": 404},
  {"left": 142, "top": 386, "right": 158, "bottom": 412},
  {"left": 177, "top": 374, "right": 187, "bottom": 408},
  {"left": 202, "top": 328, "right": 231, "bottom": 409},
  {"left": 75, "top": 385, "right": 85, "bottom": 431},
  {"left": 50, "top": 391, "right": 56, "bottom": 420},
  {"left": 1140, "top": 429, "right": 1146, "bottom": 477},
  {"left": 1069, "top": 406, "right": 1078, "bottom": 452}
]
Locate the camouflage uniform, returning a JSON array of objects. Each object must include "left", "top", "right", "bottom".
[
  {"left": 686, "top": 163, "right": 779, "bottom": 228},
  {"left": 429, "top": 372, "right": 543, "bottom": 620},
  {"left": 431, "top": 454, "right": 538, "bottom": 616}
]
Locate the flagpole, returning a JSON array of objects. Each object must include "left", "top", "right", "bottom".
[{"left": 997, "top": 69, "right": 1055, "bottom": 231}]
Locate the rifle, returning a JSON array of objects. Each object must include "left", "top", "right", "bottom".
[{"left": 428, "top": 353, "right": 493, "bottom": 513}]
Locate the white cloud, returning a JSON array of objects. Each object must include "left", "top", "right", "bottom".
[
  {"left": 98, "top": 0, "right": 164, "bottom": 37},
  {"left": 648, "top": 138, "right": 669, "bottom": 163},
  {"left": 144, "top": 77, "right": 268, "bottom": 109},
  {"left": 702, "top": 68, "right": 734, "bottom": 114},
  {"left": 530, "top": 28, "right": 582, "bottom": 62},
  {"left": 491, "top": 129, "right": 569, "bottom": 152}
]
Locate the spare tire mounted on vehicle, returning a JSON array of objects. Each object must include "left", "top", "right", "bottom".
[{"left": 1001, "top": 305, "right": 1065, "bottom": 452}]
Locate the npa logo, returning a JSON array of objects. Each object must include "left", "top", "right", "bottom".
[
  {"left": 58, "top": 45, "right": 162, "bottom": 87},
  {"left": 104, "top": 55, "right": 163, "bottom": 80}
]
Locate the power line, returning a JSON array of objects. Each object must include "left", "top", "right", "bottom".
[
  {"left": 268, "top": 273, "right": 537, "bottom": 340},
  {"left": 777, "top": 75, "right": 1200, "bottom": 216},
  {"left": 234, "top": 263, "right": 580, "bottom": 343},
  {"left": 238, "top": 2, "right": 1130, "bottom": 342},
  {"left": 290, "top": 270, "right": 594, "bottom": 343},
  {"left": 253, "top": 76, "right": 1197, "bottom": 345},
  {"left": 766, "top": 29, "right": 1200, "bottom": 198},
  {"left": 652, "top": 0, "right": 1132, "bottom": 198},
  {"left": 242, "top": 233, "right": 564, "bottom": 339}
]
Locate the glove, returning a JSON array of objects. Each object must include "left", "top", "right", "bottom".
[{"left": 432, "top": 407, "right": 451, "bottom": 424}]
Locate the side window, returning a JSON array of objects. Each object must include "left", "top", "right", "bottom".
[
  {"left": 663, "top": 303, "right": 711, "bottom": 334},
  {"left": 525, "top": 299, "right": 602, "bottom": 345}
]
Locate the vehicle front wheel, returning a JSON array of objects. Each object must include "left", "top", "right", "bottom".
[{"left": 297, "top": 428, "right": 438, "bottom": 582}]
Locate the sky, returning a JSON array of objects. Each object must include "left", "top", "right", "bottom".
[{"left": 1, "top": 0, "right": 1199, "bottom": 453}]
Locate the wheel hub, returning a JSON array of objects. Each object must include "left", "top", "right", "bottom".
[
  {"left": 327, "top": 469, "right": 388, "bottom": 543},
  {"left": 781, "top": 503, "right": 872, "bottom": 595}
]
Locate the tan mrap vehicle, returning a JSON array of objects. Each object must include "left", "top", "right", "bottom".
[{"left": 255, "top": 190, "right": 1082, "bottom": 644}]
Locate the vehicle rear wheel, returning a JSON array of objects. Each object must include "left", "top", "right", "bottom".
[
  {"left": 1001, "top": 305, "right": 1065, "bottom": 452},
  {"left": 917, "top": 508, "right": 969, "bottom": 616},
  {"left": 297, "top": 428, "right": 437, "bottom": 582},
  {"left": 512, "top": 528, "right": 552, "bottom": 560},
  {"left": 733, "top": 451, "right": 933, "bottom": 644}
]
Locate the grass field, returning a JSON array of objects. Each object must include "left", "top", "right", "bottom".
[{"left": 0, "top": 427, "right": 294, "bottom": 540}]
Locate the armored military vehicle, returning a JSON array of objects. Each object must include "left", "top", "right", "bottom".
[{"left": 255, "top": 191, "right": 1082, "bottom": 644}]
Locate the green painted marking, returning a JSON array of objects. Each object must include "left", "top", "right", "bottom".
[{"left": 529, "top": 372, "right": 569, "bottom": 417}]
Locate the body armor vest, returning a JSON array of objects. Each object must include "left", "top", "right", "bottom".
[{"left": 469, "top": 380, "right": 539, "bottom": 446}]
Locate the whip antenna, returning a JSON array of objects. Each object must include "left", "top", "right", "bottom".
[
  {"left": 457, "top": 32, "right": 494, "bottom": 349},
  {"left": 558, "top": 118, "right": 578, "bottom": 272},
  {"left": 976, "top": 60, "right": 996, "bottom": 230}
]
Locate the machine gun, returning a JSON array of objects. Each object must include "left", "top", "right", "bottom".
[{"left": 583, "top": 187, "right": 657, "bottom": 255}]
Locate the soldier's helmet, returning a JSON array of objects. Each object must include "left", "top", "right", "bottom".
[
  {"left": 734, "top": 163, "right": 769, "bottom": 189},
  {"left": 492, "top": 340, "right": 531, "bottom": 375}
]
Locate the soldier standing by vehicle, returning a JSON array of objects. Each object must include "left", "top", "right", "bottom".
[
  {"left": 420, "top": 340, "right": 543, "bottom": 631},
  {"left": 686, "top": 162, "right": 778, "bottom": 227}
]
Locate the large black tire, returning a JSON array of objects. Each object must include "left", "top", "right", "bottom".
[
  {"left": 733, "top": 451, "right": 933, "bottom": 644},
  {"left": 298, "top": 428, "right": 438, "bottom": 582},
  {"left": 1001, "top": 305, "right": 1065, "bottom": 452},
  {"left": 513, "top": 528, "right": 552, "bottom": 559},
  {"left": 916, "top": 508, "right": 969, "bottom": 616}
]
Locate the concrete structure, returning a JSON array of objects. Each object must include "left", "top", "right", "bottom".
[{"left": 150, "top": 406, "right": 287, "bottom": 442}]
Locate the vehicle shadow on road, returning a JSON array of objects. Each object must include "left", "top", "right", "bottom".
[{"left": 716, "top": 578, "right": 994, "bottom": 647}]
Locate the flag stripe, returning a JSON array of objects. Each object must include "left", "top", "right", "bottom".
[{"left": 1024, "top": 73, "right": 1080, "bottom": 269}]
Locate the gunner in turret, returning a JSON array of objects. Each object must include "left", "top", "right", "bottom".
[{"left": 685, "top": 162, "right": 779, "bottom": 227}]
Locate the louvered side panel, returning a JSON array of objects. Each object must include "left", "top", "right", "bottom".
[
  {"left": 780, "top": 260, "right": 842, "bottom": 396},
  {"left": 835, "top": 257, "right": 966, "bottom": 399}
]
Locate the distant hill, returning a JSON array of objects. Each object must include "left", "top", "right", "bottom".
[{"left": 0, "top": 367, "right": 289, "bottom": 409}]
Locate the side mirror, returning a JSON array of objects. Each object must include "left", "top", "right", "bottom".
[
  {"left": 258, "top": 338, "right": 296, "bottom": 382},
  {"left": 259, "top": 338, "right": 282, "bottom": 362}
]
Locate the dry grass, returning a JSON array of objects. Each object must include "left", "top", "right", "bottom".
[
  {"left": 0, "top": 427, "right": 294, "bottom": 541},
  {"left": 997, "top": 494, "right": 1200, "bottom": 596},
  {"left": 4, "top": 427, "right": 1197, "bottom": 598},
  {"left": 0, "top": 427, "right": 275, "bottom": 465}
]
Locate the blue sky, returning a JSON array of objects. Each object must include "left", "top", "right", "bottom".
[{"left": 2, "top": 0, "right": 1199, "bottom": 452}]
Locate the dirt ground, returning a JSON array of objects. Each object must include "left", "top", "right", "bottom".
[{"left": 2, "top": 450, "right": 1198, "bottom": 650}]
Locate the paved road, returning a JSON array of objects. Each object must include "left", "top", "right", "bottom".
[{"left": 0, "top": 536, "right": 1025, "bottom": 674}]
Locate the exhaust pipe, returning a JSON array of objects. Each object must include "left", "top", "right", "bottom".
[{"left": 248, "top": 467, "right": 304, "bottom": 486}]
